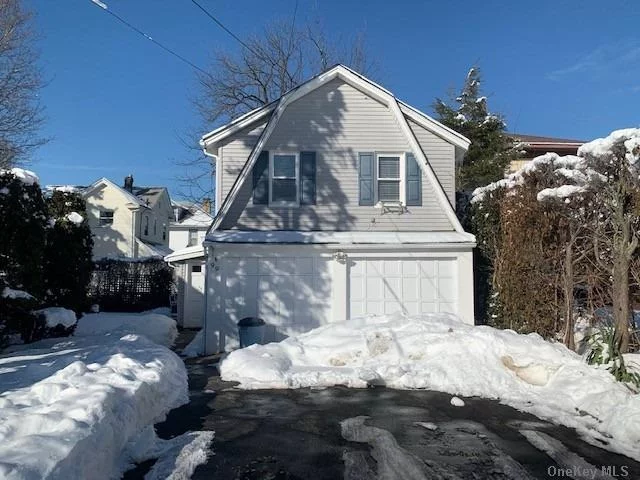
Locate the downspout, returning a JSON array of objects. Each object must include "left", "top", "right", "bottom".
[
  {"left": 202, "top": 243, "right": 211, "bottom": 354},
  {"left": 200, "top": 141, "right": 218, "bottom": 215}
]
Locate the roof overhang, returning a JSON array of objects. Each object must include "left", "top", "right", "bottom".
[{"left": 164, "top": 245, "right": 205, "bottom": 262}]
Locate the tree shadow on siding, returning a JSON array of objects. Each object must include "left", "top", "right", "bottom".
[{"left": 222, "top": 80, "right": 357, "bottom": 231}]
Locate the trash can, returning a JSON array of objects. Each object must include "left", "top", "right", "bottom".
[{"left": 238, "top": 317, "right": 266, "bottom": 348}]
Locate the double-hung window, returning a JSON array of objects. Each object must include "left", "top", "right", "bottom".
[
  {"left": 99, "top": 210, "right": 114, "bottom": 226},
  {"left": 377, "top": 155, "right": 402, "bottom": 202},
  {"left": 270, "top": 153, "right": 298, "bottom": 205}
]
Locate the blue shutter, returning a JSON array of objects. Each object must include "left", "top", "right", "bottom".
[
  {"left": 300, "top": 151, "right": 316, "bottom": 205},
  {"left": 405, "top": 152, "right": 422, "bottom": 206},
  {"left": 359, "top": 152, "right": 375, "bottom": 206},
  {"left": 252, "top": 150, "right": 269, "bottom": 204}
]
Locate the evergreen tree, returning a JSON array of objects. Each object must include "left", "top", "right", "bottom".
[
  {"left": 434, "top": 67, "right": 517, "bottom": 191},
  {"left": 44, "top": 191, "right": 94, "bottom": 313}
]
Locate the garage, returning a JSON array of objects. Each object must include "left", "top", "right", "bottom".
[
  {"left": 349, "top": 257, "right": 458, "bottom": 317},
  {"left": 204, "top": 232, "right": 475, "bottom": 354}
]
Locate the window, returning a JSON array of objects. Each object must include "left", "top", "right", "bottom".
[
  {"left": 162, "top": 225, "right": 167, "bottom": 241},
  {"left": 270, "top": 153, "right": 298, "bottom": 205},
  {"left": 153, "top": 219, "right": 157, "bottom": 236},
  {"left": 99, "top": 210, "right": 114, "bottom": 226},
  {"left": 143, "top": 216, "right": 149, "bottom": 236},
  {"left": 377, "top": 155, "right": 402, "bottom": 202},
  {"left": 191, "top": 265, "right": 202, "bottom": 273},
  {"left": 187, "top": 229, "right": 198, "bottom": 247}
]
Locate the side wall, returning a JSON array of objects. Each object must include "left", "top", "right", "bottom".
[
  {"left": 218, "top": 78, "right": 457, "bottom": 232},
  {"left": 85, "top": 184, "right": 136, "bottom": 259}
]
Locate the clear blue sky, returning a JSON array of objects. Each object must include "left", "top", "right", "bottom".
[{"left": 28, "top": 0, "right": 640, "bottom": 198}]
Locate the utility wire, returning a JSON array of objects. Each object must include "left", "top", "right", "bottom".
[
  {"left": 190, "top": 0, "right": 262, "bottom": 58},
  {"left": 89, "top": 0, "right": 211, "bottom": 77}
]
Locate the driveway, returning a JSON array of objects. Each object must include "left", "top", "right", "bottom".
[{"left": 126, "top": 355, "right": 638, "bottom": 480}]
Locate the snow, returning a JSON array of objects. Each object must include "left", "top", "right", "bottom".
[
  {"left": 220, "top": 312, "right": 640, "bottom": 461},
  {"left": 128, "top": 428, "right": 214, "bottom": 480},
  {"left": 1, "top": 287, "right": 34, "bottom": 300},
  {"left": 0, "top": 168, "right": 39, "bottom": 185},
  {"left": 0, "top": 333, "right": 188, "bottom": 480},
  {"left": 65, "top": 211, "right": 84, "bottom": 224},
  {"left": 537, "top": 185, "right": 586, "bottom": 201},
  {"left": 455, "top": 113, "right": 466, "bottom": 122},
  {"left": 75, "top": 311, "right": 178, "bottom": 347},
  {"left": 450, "top": 396, "right": 465, "bottom": 407},
  {"left": 578, "top": 128, "right": 640, "bottom": 163},
  {"left": 182, "top": 329, "right": 204, "bottom": 357},
  {"left": 475, "top": 96, "right": 487, "bottom": 103},
  {"left": 34, "top": 307, "right": 77, "bottom": 328}
]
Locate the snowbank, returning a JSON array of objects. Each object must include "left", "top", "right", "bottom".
[
  {"left": 34, "top": 307, "right": 77, "bottom": 328},
  {"left": 0, "top": 334, "right": 188, "bottom": 479},
  {"left": 182, "top": 329, "right": 204, "bottom": 358},
  {"left": 75, "top": 311, "right": 178, "bottom": 347},
  {"left": 220, "top": 312, "right": 640, "bottom": 461}
]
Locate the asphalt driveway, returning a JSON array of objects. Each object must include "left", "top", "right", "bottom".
[{"left": 123, "top": 352, "right": 639, "bottom": 480}]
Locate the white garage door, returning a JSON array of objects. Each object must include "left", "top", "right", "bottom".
[
  {"left": 349, "top": 257, "right": 458, "bottom": 317},
  {"left": 219, "top": 255, "right": 332, "bottom": 336}
]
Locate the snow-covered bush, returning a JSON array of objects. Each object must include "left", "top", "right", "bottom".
[{"left": 43, "top": 190, "right": 93, "bottom": 313}]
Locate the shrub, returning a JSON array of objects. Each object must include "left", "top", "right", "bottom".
[{"left": 585, "top": 326, "right": 640, "bottom": 389}]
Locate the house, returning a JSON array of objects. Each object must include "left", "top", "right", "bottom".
[
  {"left": 164, "top": 200, "right": 213, "bottom": 328},
  {"left": 199, "top": 64, "right": 476, "bottom": 354},
  {"left": 508, "top": 134, "right": 585, "bottom": 172},
  {"left": 82, "top": 176, "right": 174, "bottom": 259}
]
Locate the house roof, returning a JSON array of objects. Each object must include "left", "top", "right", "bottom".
[
  {"left": 203, "top": 64, "right": 469, "bottom": 235},
  {"left": 171, "top": 200, "right": 213, "bottom": 226},
  {"left": 509, "top": 133, "right": 586, "bottom": 146},
  {"left": 82, "top": 178, "right": 170, "bottom": 209},
  {"left": 205, "top": 230, "right": 476, "bottom": 246}
]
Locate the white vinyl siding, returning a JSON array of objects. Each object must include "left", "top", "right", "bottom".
[{"left": 220, "top": 78, "right": 455, "bottom": 231}]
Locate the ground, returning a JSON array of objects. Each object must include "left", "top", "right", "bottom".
[{"left": 126, "top": 342, "right": 640, "bottom": 479}]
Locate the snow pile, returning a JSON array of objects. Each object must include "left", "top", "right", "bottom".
[
  {"left": 0, "top": 168, "right": 39, "bottom": 185},
  {"left": 220, "top": 313, "right": 640, "bottom": 461},
  {"left": 75, "top": 311, "right": 178, "bottom": 347},
  {"left": 0, "top": 334, "right": 188, "bottom": 479},
  {"left": 65, "top": 211, "right": 84, "bottom": 224},
  {"left": 578, "top": 127, "right": 640, "bottom": 164},
  {"left": 182, "top": 329, "right": 204, "bottom": 357},
  {"left": 34, "top": 307, "right": 77, "bottom": 328},
  {"left": 127, "top": 427, "right": 214, "bottom": 480},
  {"left": 1, "top": 287, "right": 33, "bottom": 300}
]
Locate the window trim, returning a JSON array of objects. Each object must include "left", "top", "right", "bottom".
[
  {"left": 375, "top": 152, "right": 405, "bottom": 204},
  {"left": 269, "top": 151, "right": 299, "bottom": 206},
  {"left": 98, "top": 209, "right": 114, "bottom": 227}
]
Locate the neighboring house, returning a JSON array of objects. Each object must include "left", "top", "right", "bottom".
[
  {"left": 165, "top": 200, "right": 213, "bottom": 328},
  {"left": 508, "top": 134, "right": 585, "bottom": 172},
  {"left": 198, "top": 65, "right": 476, "bottom": 354},
  {"left": 168, "top": 200, "right": 213, "bottom": 251},
  {"left": 82, "top": 176, "right": 174, "bottom": 259}
]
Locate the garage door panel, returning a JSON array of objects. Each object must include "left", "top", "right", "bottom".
[{"left": 349, "top": 257, "right": 458, "bottom": 319}]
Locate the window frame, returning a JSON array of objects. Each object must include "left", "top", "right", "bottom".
[
  {"left": 98, "top": 209, "right": 114, "bottom": 227},
  {"left": 375, "top": 153, "right": 405, "bottom": 204},
  {"left": 187, "top": 228, "right": 199, "bottom": 247},
  {"left": 269, "top": 151, "right": 299, "bottom": 206}
]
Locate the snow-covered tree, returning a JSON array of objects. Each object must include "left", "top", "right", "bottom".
[
  {"left": 434, "top": 67, "right": 517, "bottom": 191},
  {"left": 472, "top": 128, "right": 640, "bottom": 352}
]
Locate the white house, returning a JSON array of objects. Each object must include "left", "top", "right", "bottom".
[
  {"left": 199, "top": 65, "right": 476, "bottom": 354},
  {"left": 83, "top": 176, "right": 173, "bottom": 259},
  {"left": 165, "top": 201, "right": 213, "bottom": 328}
]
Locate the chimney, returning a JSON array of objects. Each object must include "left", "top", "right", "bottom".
[
  {"left": 202, "top": 197, "right": 211, "bottom": 214},
  {"left": 124, "top": 174, "right": 134, "bottom": 192}
]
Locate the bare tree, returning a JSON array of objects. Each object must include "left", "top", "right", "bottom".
[
  {"left": 178, "top": 18, "right": 376, "bottom": 203},
  {"left": 0, "top": 0, "right": 46, "bottom": 169}
]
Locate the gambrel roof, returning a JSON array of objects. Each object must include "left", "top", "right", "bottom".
[{"left": 201, "top": 64, "right": 471, "bottom": 234}]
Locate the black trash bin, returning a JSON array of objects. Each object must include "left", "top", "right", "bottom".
[{"left": 238, "top": 317, "right": 266, "bottom": 347}]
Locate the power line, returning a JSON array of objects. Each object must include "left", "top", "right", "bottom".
[
  {"left": 190, "top": 0, "right": 262, "bottom": 58},
  {"left": 89, "top": 0, "right": 211, "bottom": 77}
]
